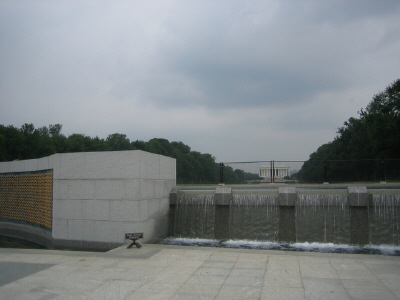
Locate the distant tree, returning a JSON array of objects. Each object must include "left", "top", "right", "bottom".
[
  {"left": 132, "top": 140, "right": 146, "bottom": 150},
  {"left": 0, "top": 123, "right": 256, "bottom": 184},
  {"left": 106, "top": 133, "right": 132, "bottom": 151},
  {"left": 18, "top": 124, "right": 55, "bottom": 159},
  {"left": 171, "top": 141, "right": 191, "bottom": 154},
  {"left": 90, "top": 136, "right": 108, "bottom": 151},
  {"left": 298, "top": 79, "right": 400, "bottom": 182},
  {"left": 0, "top": 125, "right": 23, "bottom": 161},
  {"left": 360, "top": 79, "right": 400, "bottom": 158},
  {"left": 65, "top": 134, "right": 95, "bottom": 152},
  {"left": 49, "top": 124, "right": 63, "bottom": 136},
  {"left": 20, "top": 123, "right": 35, "bottom": 135}
]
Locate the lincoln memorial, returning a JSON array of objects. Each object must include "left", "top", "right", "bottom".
[{"left": 259, "top": 163, "right": 290, "bottom": 182}]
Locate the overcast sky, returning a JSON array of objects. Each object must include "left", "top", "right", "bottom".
[{"left": 1, "top": 1, "right": 400, "bottom": 165}]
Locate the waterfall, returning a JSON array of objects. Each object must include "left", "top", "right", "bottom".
[
  {"left": 296, "top": 193, "right": 350, "bottom": 244},
  {"left": 167, "top": 186, "right": 400, "bottom": 254},
  {"left": 173, "top": 193, "right": 215, "bottom": 239},
  {"left": 370, "top": 194, "right": 400, "bottom": 245},
  {"left": 229, "top": 194, "right": 279, "bottom": 241}
]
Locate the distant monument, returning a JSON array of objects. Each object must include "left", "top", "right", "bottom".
[{"left": 259, "top": 163, "right": 290, "bottom": 182}]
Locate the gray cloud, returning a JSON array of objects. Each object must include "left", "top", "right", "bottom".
[{"left": 1, "top": 0, "right": 400, "bottom": 162}]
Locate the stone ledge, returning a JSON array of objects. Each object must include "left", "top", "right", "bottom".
[
  {"left": 215, "top": 186, "right": 232, "bottom": 205},
  {"left": 0, "top": 221, "right": 53, "bottom": 249},
  {"left": 52, "top": 239, "right": 122, "bottom": 251},
  {"left": 278, "top": 187, "right": 296, "bottom": 206},
  {"left": 348, "top": 186, "right": 369, "bottom": 206}
]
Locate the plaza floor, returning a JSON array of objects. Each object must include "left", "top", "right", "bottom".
[{"left": 0, "top": 243, "right": 399, "bottom": 299}]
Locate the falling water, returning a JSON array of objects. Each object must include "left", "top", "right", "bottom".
[
  {"left": 173, "top": 193, "right": 215, "bottom": 238},
  {"left": 296, "top": 193, "right": 350, "bottom": 244},
  {"left": 370, "top": 194, "right": 400, "bottom": 245},
  {"left": 229, "top": 194, "right": 279, "bottom": 241},
  {"left": 166, "top": 188, "right": 400, "bottom": 255}
]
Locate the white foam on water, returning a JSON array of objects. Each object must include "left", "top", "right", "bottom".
[
  {"left": 162, "top": 237, "right": 219, "bottom": 246},
  {"left": 161, "top": 238, "right": 400, "bottom": 255},
  {"left": 364, "top": 244, "right": 400, "bottom": 255},
  {"left": 221, "top": 240, "right": 281, "bottom": 249},
  {"left": 290, "top": 242, "right": 357, "bottom": 251}
]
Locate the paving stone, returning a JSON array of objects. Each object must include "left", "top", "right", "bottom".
[
  {"left": 377, "top": 274, "right": 400, "bottom": 292},
  {"left": 303, "top": 277, "right": 351, "bottom": 300},
  {"left": 264, "top": 268, "right": 303, "bottom": 288},
  {"left": 175, "top": 283, "right": 221, "bottom": 297},
  {"left": 229, "top": 267, "right": 266, "bottom": 277},
  {"left": 335, "top": 268, "right": 376, "bottom": 279},
  {"left": 300, "top": 263, "right": 339, "bottom": 279},
  {"left": 186, "top": 274, "right": 227, "bottom": 285},
  {"left": 237, "top": 253, "right": 268, "bottom": 262},
  {"left": 261, "top": 286, "right": 306, "bottom": 300},
  {"left": 150, "top": 272, "right": 192, "bottom": 284},
  {"left": 160, "top": 265, "right": 200, "bottom": 275},
  {"left": 170, "top": 294, "right": 216, "bottom": 300},
  {"left": 234, "top": 261, "right": 267, "bottom": 269},
  {"left": 390, "top": 288, "right": 400, "bottom": 299},
  {"left": 224, "top": 275, "right": 263, "bottom": 287},
  {"left": 126, "top": 291, "right": 174, "bottom": 299},
  {"left": 194, "top": 267, "right": 231, "bottom": 276},
  {"left": 0, "top": 282, "right": 43, "bottom": 300},
  {"left": 267, "top": 255, "right": 299, "bottom": 269},
  {"left": 201, "top": 260, "right": 236, "bottom": 269},
  {"left": 346, "top": 287, "right": 397, "bottom": 300},
  {"left": 208, "top": 252, "right": 239, "bottom": 261},
  {"left": 366, "top": 263, "right": 400, "bottom": 276},
  {"left": 85, "top": 280, "right": 144, "bottom": 300},
  {"left": 340, "top": 277, "right": 387, "bottom": 290},
  {"left": 329, "top": 259, "right": 368, "bottom": 271},
  {"left": 1, "top": 245, "right": 400, "bottom": 300},
  {"left": 135, "top": 282, "right": 183, "bottom": 294},
  {"left": 0, "top": 262, "right": 55, "bottom": 287},
  {"left": 173, "top": 260, "right": 206, "bottom": 268},
  {"left": 216, "top": 285, "right": 261, "bottom": 299}
]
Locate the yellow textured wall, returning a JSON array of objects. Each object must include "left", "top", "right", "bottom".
[{"left": 0, "top": 172, "right": 53, "bottom": 229}]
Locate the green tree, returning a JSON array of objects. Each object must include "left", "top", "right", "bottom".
[
  {"left": 298, "top": 79, "right": 400, "bottom": 182},
  {"left": 65, "top": 134, "right": 95, "bottom": 152},
  {"left": 106, "top": 133, "right": 132, "bottom": 151},
  {"left": 0, "top": 122, "right": 255, "bottom": 184},
  {"left": 49, "top": 124, "right": 63, "bottom": 136},
  {"left": 0, "top": 125, "right": 23, "bottom": 161}
]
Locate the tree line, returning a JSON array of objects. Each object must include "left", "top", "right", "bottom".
[
  {"left": 6, "top": 79, "right": 397, "bottom": 184},
  {"left": 297, "top": 79, "right": 400, "bottom": 182},
  {"left": 0, "top": 123, "right": 260, "bottom": 184}
]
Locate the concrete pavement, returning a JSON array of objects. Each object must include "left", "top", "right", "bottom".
[{"left": 0, "top": 244, "right": 399, "bottom": 299}]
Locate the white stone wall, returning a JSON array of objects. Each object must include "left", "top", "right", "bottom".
[{"left": 0, "top": 151, "right": 176, "bottom": 247}]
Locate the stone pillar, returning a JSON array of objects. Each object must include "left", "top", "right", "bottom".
[
  {"left": 348, "top": 186, "right": 368, "bottom": 206},
  {"left": 278, "top": 187, "right": 296, "bottom": 242},
  {"left": 168, "top": 187, "right": 179, "bottom": 236},
  {"left": 348, "top": 186, "right": 369, "bottom": 245},
  {"left": 214, "top": 186, "right": 232, "bottom": 240}
]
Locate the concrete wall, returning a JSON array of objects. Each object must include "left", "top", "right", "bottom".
[{"left": 0, "top": 150, "right": 176, "bottom": 250}]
